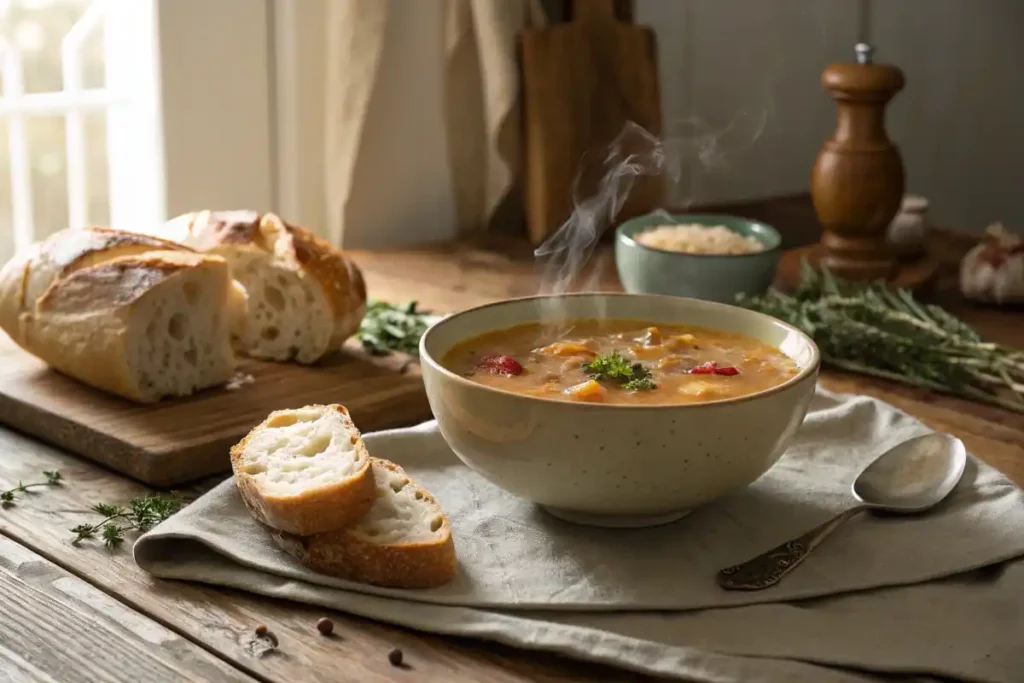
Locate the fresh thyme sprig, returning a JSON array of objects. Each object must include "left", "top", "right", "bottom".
[
  {"left": 1, "top": 471, "right": 63, "bottom": 507},
  {"left": 70, "top": 495, "right": 182, "bottom": 549},
  {"left": 738, "top": 259, "right": 1024, "bottom": 412}
]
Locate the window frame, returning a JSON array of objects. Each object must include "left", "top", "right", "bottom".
[{"left": 0, "top": 0, "right": 277, "bottom": 255}]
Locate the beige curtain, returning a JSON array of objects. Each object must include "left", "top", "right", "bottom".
[{"left": 323, "top": 0, "right": 547, "bottom": 246}]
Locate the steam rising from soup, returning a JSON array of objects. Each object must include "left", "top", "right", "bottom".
[{"left": 531, "top": 115, "right": 768, "bottom": 331}]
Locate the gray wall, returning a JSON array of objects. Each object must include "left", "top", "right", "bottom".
[{"left": 638, "top": 0, "right": 1024, "bottom": 232}]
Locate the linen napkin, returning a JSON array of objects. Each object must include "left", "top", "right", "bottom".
[{"left": 135, "top": 388, "right": 1024, "bottom": 682}]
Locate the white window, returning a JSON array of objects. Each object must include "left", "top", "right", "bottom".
[{"left": 0, "top": 0, "right": 275, "bottom": 262}]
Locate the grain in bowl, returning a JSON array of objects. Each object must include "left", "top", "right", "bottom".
[{"left": 635, "top": 224, "right": 766, "bottom": 255}]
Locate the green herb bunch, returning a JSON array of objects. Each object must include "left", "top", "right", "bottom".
[
  {"left": 582, "top": 352, "right": 657, "bottom": 390},
  {"left": 357, "top": 300, "right": 431, "bottom": 356},
  {"left": 1, "top": 470, "right": 62, "bottom": 506},
  {"left": 738, "top": 259, "right": 1024, "bottom": 412},
  {"left": 71, "top": 495, "right": 182, "bottom": 549}
]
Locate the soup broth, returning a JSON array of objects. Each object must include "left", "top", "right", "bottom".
[{"left": 442, "top": 319, "right": 799, "bottom": 405}]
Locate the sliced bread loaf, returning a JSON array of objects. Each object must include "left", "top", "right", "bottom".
[
  {"left": 272, "top": 458, "right": 457, "bottom": 589},
  {"left": 162, "top": 210, "right": 366, "bottom": 364},
  {"left": 231, "top": 404, "right": 376, "bottom": 535}
]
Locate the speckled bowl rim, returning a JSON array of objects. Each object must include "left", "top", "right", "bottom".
[
  {"left": 615, "top": 213, "right": 783, "bottom": 260},
  {"left": 419, "top": 292, "right": 820, "bottom": 411}
]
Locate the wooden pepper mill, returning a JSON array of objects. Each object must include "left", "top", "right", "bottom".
[{"left": 810, "top": 43, "right": 905, "bottom": 281}]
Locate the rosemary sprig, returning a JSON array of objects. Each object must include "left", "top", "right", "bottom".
[
  {"left": 1, "top": 470, "right": 63, "bottom": 507},
  {"left": 70, "top": 495, "right": 182, "bottom": 549},
  {"left": 738, "top": 260, "right": 1024, "bottom": 413}
]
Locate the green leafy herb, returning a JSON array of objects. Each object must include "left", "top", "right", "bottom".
[
  {"left": 357, "top": 300, "right": 432, "bottom": 356},
  {"left": 582, "top": 351, "right": 634, "bottom": 381},
  {"left": 1, "top": 470, "right": 62, "bottom": 507},
  {"left": 582, "top": 352, "right": 657, "bottom": 390},
  {"left": 737, "top": 259, "right": 1024, "bottom": 412},
  {"left": 71, "top": 495, "right": 182, "bottom": 549},
  {"left": 102, "top": 523, "right": 124, "bottom": 548},
  {"left": 624, "top": 375, "right": 658, "bottom": 391}
]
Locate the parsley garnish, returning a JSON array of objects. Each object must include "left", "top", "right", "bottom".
[
  {"left": 71, "top": 495, "right": 182, "bottom": 550},
  {"left": 623, "top": 375, "right": 657, "bottom": 391},
  {"left": 582, "top": 352, "right": 657, "bottom": 390},
  {"left": 357, "top": 300, "right": 431, "bottom": 356}
]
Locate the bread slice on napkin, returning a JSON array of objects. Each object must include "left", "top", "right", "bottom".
[
  {"left": 230, "top": 404, "right": 376, "bottom": 535},
  {"left": 271, "top": 458, "right": 457, "bottom": 589}
]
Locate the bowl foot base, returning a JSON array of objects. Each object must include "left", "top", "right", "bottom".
[{"left": 540, "top": 505, "right": 692, "bottom": 529}]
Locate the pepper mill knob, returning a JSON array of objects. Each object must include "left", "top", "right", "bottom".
[
  {"left": 810, "top": 45, "right": 905, "bottom": 281},
  {"left": 855, "top": 42, "right": 873, "bottom": 64}
]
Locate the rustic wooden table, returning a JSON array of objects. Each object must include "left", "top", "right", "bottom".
[{"left": 1, "top": 226, "right": 1021, "bottom": 683}]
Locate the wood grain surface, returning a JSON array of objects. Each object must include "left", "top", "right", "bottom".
[
  {"left": 0, "top": 535, "right": 253, "bottom": 683},
  {"left": 521, "top": 0, "right": 663, "bottom": 245},
  {"left": 0, "top": 336, "right": 432, "bottom": 488}
]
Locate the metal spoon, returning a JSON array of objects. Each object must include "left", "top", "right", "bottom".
[{"left": 717, "top": 432, "right": 967, "bottom": 591}]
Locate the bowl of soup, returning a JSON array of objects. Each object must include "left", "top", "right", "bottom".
[
  {"left": 615, "top": 213, "right": 782, "bottom": 303},
  {"left": 419, "top": 293, "right": 819, "bottom": 528}
]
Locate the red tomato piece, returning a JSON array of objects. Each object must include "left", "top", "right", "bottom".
[
  {"left": 687, "top": 361, "right": 739, "bottom": 376},
  {"left": 478, "top": 355, "right": 524, "bottom": 377},
  {"left": 688, "top": 361, "right": 719, "bottom": 375}
]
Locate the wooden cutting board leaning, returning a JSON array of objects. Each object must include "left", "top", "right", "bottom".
[
  {"left": 0, "top": 334, "right": 431, "bottom": 487},
  {"left": 521, "top": 0, "right": 665, "bottom": 245}
]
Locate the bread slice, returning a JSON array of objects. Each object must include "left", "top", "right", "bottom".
[
  {"left": 271, "top": 458, "right": 457, "bottom": 589},
  {"left": 162, "top": 210, "right": 367, "bottom": 364},
  {"left": 231, "top": 404, "right": 376, "bottom": 535}
]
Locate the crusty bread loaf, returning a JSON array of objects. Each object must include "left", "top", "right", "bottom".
[
  {"left": 271, "top": 457, "right": 457, "bottom": 589},
  {"left": 0, "top": 227, "right": 244, "bottom": 402},
  {"left": 231, "top": 404, "right": 376, "bottom": 535},
  {"left": 162, "top": 210, "right": 367, "bottom": 364}
]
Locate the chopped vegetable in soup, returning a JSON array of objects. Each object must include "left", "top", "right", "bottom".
[{"left": 442, "top": 319, "right": 799, "bottom": 405}]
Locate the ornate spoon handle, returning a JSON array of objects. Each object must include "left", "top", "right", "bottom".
[{"left": 717, "top": 506, "right": 868, "bottom": 591}]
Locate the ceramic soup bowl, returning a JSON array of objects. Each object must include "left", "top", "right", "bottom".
[{"left": 419, "top": 293, "right": 819, "bottom": 528}]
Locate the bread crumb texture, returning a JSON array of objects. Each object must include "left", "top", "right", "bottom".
[
  {"left": 237, "top": 407, "right": 361, "bottom": 497},
  {"left": 356, "top": 460, "right": 448, "bottom": 544}
]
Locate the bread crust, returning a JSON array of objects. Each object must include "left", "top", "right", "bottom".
[
  {"left": 163, "top": 210, "right": 264, "bottom": 251},
  {"left": 0, "top": 242, "right": 38, "bottom": 338},
  {"left": 270, "top": 459, "right": 457, "bottom": 589},
  {"left": 230, "top": 404, "right": 377, "bottom": 535},
  {"left": 15, "top": 251, "right": 234, "bottom": 402},
  {"left": 0, "top": 227, "right": 195, "bottom": 345},
  {"left": 165, "top": 211, "right": 367, "bottom": 362}
]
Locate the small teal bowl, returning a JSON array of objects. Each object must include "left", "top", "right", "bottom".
[{"left": 615, "top": 213, "right": 782, "bottom": 304}]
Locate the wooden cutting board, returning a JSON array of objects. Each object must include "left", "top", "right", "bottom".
[
  {"left": 0, "top": 333, "right": 432, "bottom": 487},
  {"left": 521, "top": 0, "right": 664, "bottom": 246}
]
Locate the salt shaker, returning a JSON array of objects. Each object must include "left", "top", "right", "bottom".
[{"left": 886, "top": 195, "right": 929, "bottom": 259}]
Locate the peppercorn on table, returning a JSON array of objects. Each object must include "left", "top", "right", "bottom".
[{"left": 1, "top": 210, "right": 1022, "bottom": 683}]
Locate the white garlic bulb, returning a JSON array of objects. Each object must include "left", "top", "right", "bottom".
[{"left": 960, "top": 222, "right": 1024, "bottom": 304}]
